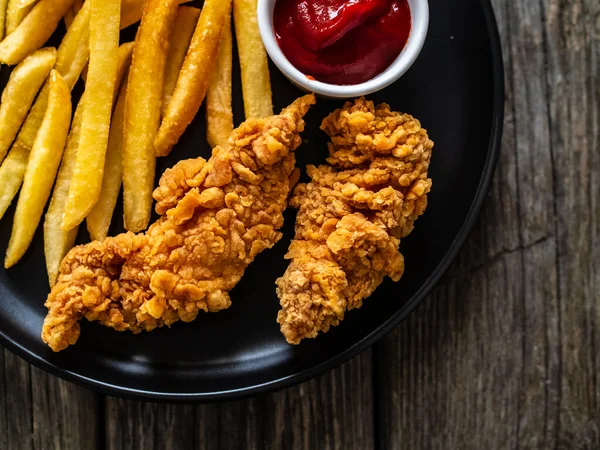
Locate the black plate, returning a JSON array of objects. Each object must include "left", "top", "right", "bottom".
[{"left": 0, "top": 0, "right": 504, "bottom": 401}]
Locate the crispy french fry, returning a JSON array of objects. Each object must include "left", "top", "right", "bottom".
[
  {"left": 86, "top": 79, "right": 128, "bottom": 241},
  {"left": 63, "top": 8, "right": 74, "bottom": 28},
  {"left": 162, "top": 6, "right": 201, "bottom": 117},
  {"left": 0, "top": 0, "right": 10, "bottom": 40},
  {"left": 0, "top": 2, "right": 88, "bottom": 221},
  {"left": 120, "top": 0, "right": 187, "bottom": 30},
  {"left": 85, "top": 42, "right": 133, "bottom": 240},
  {"left": 206, "top": 14, "right": 233, "bottom": 148},
  {"left": 0, "top": 145, "right": 28, "bottom": 220},
  {"left": 62, "top": 0, "right": 121, "bottom": 231},
  {"left": 0, "top": 47, "right": 56, "bottom": 163},
  {"left": 43, "top": 95, "right": 83, "bottom": 286},
  {"left": 5, "top": 71, "right": 71, "bottom": 269},
  {"left": 114, "top": 42, "right": 135, "bottom": 87},
  {"left": 15, "top": 0, "right": 37, "bottom": 7},
  {"left": 0, "top": 0, "right": 75, "bottom": 65},
  {"left": 123, "top": 0, "right": 179, "bottom": 232},
  {"left": 63, "top": 0, "right": 81, "bottom": 28},
  {"left": 0, "top": 2, "right": 143, "bottom": 221},
  {"left": 44, "top": 42, "right": 134, "bottom": 286},
  {"left": 54, "top": 0, "right": 89, "bottom": 88},
  {"left": 233, "top": 0, "right": 272, "bottom": 119},
  {"left": 5, "top": 0, "right": 36, "bottom": 35},
  {"left": 154, "top": 0, "right": 231, "bottom": 157}
]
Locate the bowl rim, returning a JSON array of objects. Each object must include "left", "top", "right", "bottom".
[{"left": 257, "top": 0, "right": 431, "bottom": 98}]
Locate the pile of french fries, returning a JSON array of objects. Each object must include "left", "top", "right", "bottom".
[{"left": 0, "top": 0, "right": 273, "bottom": 286}]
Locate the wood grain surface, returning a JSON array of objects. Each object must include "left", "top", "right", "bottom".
[{"left": 1, "top": 0, "right": 598, "bottom": 448}]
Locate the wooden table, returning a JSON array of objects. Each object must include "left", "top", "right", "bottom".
[{"left": 1, "top": 0, "right": 598, "bottom": 448}]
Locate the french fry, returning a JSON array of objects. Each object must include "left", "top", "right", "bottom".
[
  {"left": 0, "top": 0, "right": 75, "bottom": 66},
  {"left": 45, "top": 43, "right": 134, "bottom": 286},
  {"left": 63, "top": 0, "right": 81, "bottom": 28},
  {"left": 233, "top": 0, "right": 273, "bottom": 119},
  {"left": 123, "top": 0, "right": 179, "bottom": 232},
  {"left": 0, "top": 48, "right": 56, "bottom": 163},
  {"left": 43, "top": 95, "right": 83, "bottom": 286},
  {"left": 0, "top": 2, "right": 89, "bottom": 221},
  {"left": 114, "top": 42, "right": 135, "bottom": 86},
  {"left": 63, "top": 8, "right": 74, "bottom": 28},
  {"left": 0, "top": 0, "right": 147, "bottom": 222},
  {"left": 121, "top": 0, "right": 187, "bottom": 30},
  {"left": 62, "top": 0, "right": 121, "bottom": 231},
  {"left": 162, "top": 6, "right": 201, "bottom": 117},
  {"left": 53, "top": 0, "right": 89, "bottom": 88},
  {"left": 86, "top": 78, "right": 128, "bottom": 241},
  {"left": 5, "top": 71, "right": 71, "bottom": 269},
  {"left": 5, "top": 0, "right": 36, "bottom": 35},
  {"left": 0, "top": 0, "right": 10, "bottom": 40},
  {"left": 15, "top": 0, "right": 37, "bottom": 7},
  {"left": 206, "top": 14, "right": 233, "bottom": 148},
  {"left": 154, "top": 0, "right": 231, "bottom": 157}
]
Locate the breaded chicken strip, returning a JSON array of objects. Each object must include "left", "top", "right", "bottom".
[
  {"left": 276, "top": 98, "right": 433, "bottom": 344},
  {"left": 42, "top": 95, "right": 315, "bottom": 352}
]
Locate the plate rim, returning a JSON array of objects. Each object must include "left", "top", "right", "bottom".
[{"left": 0, "top": 0, "right": 505, "bottom": 403}]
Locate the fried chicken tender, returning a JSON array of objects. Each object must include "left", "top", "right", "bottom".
[
  {"left": 276, "top": 98, "right": 433, "bottom": 344},
  {"left": 42, "top": 94, "right": 315, "bottom": 352}
]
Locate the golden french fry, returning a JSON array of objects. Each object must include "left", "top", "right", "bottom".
[
  {"left": 0, "top": 145, "right": 29, "bottom": 220},
  {"left": 0, "top": 0, "right": 89, "bottom": 222},
  {"left": 233, "top": 0, "right": 273, "bottom": 119},
  {"left": 87, "top": 79, "right": 128, "bottom": 241},
  {"left": 120, "top": 0, "right": 187, "bottom": 30},
  {"left": 5, "top": 0, "right": 36, "bottom": 35},
  {"left": 0, "top": 0, "right": 10, "bottom": 40},
  {"left": 5, "top": 71, "right": 71, "bottom": 269},
  {"left": 206, "top": 14, "right": 233, "bottom": 149},
  {"left": 63, "top": 0, "right": 121, "bottom": 231},
  {"left": 114, "top": 42, "right": 135, "bottom": 90},
  {"left": 123, "top": 0, "right": 179, "bottom": 232},
  {"left": 0, "top": 0, "right": 75, "bottom": 66},
  {"left": 44, "top": 42, "right": 133, "bottom": 285},
  {"left": 154, "top": 0, "right": 231, "bottom": 157},
  {"left": 43, "top": 95, "right": 83, "bottom": 286},
  {"left": 63, "top": 0, "right": 81, "bottom": 28},
  {"left": 63, "top": 8, "right": 74, "bottom": 28},
  {"left": 162, "top": 6, "right": 201, "bottom": 117},
  {"left": 85, "top": 42, "right": 133, "bottom": 240},
  {"left": 0, "top": 2, "right": 139, "bottom": 221},
  {"left": 0, "top": 47, "right": 56, "bottom": 163},
  {"left": 0, "top": 14, "right": 86, "bottom": 220},
  {"left": 54, "top": 0, "right": 89, "bottom": 88},
  {"left": 15, "top": 0, "right": 37, "bottom": 7}
]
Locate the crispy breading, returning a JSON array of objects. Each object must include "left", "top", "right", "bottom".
[
  {"left": 42, "top": 95, "right": 315, "bottom": 352},
  {"left": 276, "top": 98, "right": 433, "bottom": 344}
]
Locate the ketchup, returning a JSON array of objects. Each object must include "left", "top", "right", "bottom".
[{"left": 274, "top": 0, "right": 412, "bottom": 85}]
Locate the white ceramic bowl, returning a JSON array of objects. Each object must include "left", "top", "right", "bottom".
[{"left": 257, "top": 0, "right": 430, "bottom": 98}]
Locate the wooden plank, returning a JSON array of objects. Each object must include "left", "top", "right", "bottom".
[
  {"left": 0, "top": 349, "right": 99, "bottom": 450},
  {"left": 1, "top": 349, "right": 33, "bottom": 450},
  {"left": 505, "top": 0, "right": 556, "bottom": 246},
  {"left": 0, "top": 349, "right": 5, "bottom": 450},
  {"left": 194, "top": 403, "right": 220, "bottom": 450},
  {"left": 105, "top": 399, "right": 195, "bottom": 450},
  {"left": 194, "top": 352, "right": 374, "bottom": 449},
  {"left": 263, "top": 351, "right": 374, "bottom": 450},
  {"left": 378, "top": 238, "right": 562, "bottom": 449},
  {"left": 30, "top": 368, "right": 99, "bottom": 450},
  {"left": 542, "top": 0, "right": 600, "bottom": 447},
  {"left": 196, "top": 398, "right": 266, "bottom": 450},
  {"left": 377, "top": 0, "right": 566, "bottom": 447}
]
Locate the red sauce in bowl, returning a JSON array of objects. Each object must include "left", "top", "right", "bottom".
[{"left": 273, "top": 0, "right": 412, "bottom": 85}]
